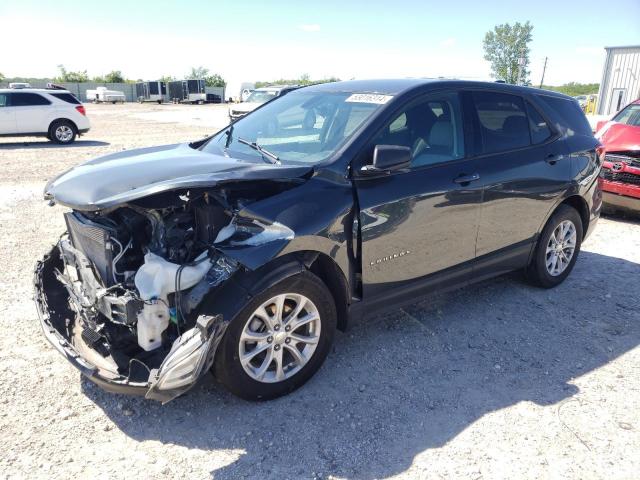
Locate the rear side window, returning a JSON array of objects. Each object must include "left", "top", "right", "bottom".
[
  {"left": 526, "top": 101, "right": 552, "bottom": 144},
  {"left": 10, "top": 92, "right": 52, "bottom": 106},
  {"left": 0, "top": 94, "right": 7, "bottom": 107},
  {"left": 49, "top": 92, "right": 81, "bottom": 104},
  {"left": 472, "top": 91, "right": 531, "bottom": 154},
  {"left": 535, "top": 94, "right": 592, "bottom": 136}
]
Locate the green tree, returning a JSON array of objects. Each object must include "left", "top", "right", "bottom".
[
  {"left": 186, "top": 66, "right": 209, "bottom": 79},
  {"left": 55, "top": 64, "right": 89, "bottom": 83},
  {"left": 204, "top": 73, "right": 226, "bottom": 87},
  {"left": 185, "top": 67, "right": 225, "bottom": 87},
  {"left": 104, "top": 70, "right": 125, "bottom": 83},
  {"left": 541, "top": 82, "right": 599, "bottom": 97},
  {"left": 0, "top": 72, "right": 4, "bottom": 83},
  {"left": 255, "top": 76, "right": 339, "bottom": 88},
  {"left": 159, "top": 75, "right": 176, "bottom": 83},
  {"left": 483, "top": 21, "right": 534, "bottom": 85}
]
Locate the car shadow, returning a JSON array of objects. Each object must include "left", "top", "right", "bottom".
[
  {"left": 0, "top": 140, "right": 110, "bottom": 149},
  {"left": 602, "top": 210, "right": 640, "bottom": 224},
  {"left": 81, "top": 250, "right": 640, "bottom": 479}
]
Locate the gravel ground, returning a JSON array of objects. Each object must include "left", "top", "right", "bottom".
[{"left": 1, "top": 103, "right": 639, "bottom": 480}]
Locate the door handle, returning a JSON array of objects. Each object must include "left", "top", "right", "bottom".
[
  {"left": 546, "top": 153, "right": 561, "bottom": 165},
  {"left": 454, "top": 173, "right": 480, "bottom": 184}
]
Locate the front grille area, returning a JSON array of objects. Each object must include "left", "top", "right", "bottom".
[
  {"left": 605, "top": 153, "right": 640, "bottom": 168},
  {"left": 601, "top": 169, "right": 640, "bottom": 186},
  {"left": 64, "top": 212, "right": 115, "bottom": 286}
]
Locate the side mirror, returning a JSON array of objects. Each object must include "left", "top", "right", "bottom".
[{"left": 361, "top": 145, "right": 411, "bottom": 175}]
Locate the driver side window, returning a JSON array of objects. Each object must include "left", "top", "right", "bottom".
[{"left": 373, "top": 92, "right": 465, "bottom": 168}]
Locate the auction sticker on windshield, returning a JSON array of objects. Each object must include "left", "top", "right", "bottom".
[{"left": 345, "top": 93, "right": 393, "bottom": 104}]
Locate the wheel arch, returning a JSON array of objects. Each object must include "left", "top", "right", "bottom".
[
  {"left": 537, "top": 194, "right": 590, "bottom": 242},
  {"left": 558, "top": 195, "right": 590, "bottom": 239},
  {"left": 48, "top": 117, "right": 78, "bottom": 134},
  {"left": 198, "top": 250, "right": 350, "bottom": 332}
]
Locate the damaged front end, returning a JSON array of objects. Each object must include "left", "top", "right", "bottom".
[{"left": 35, "top": 180, "right": 301, "bottom": 403}]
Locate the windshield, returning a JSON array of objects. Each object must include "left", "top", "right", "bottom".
[
  {"left": 613, "top": 104, "right": 640, "bottom": 127},
  {"left": 202, "top": 90, "right": 387, "bottom": 165},
  {"left": 245, "top": 90, "right": 278, "bottom": 104}
]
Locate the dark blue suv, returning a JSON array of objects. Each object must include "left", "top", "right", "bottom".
[{"left": 36, "top": 79, "right": 601, "bottom": 402}]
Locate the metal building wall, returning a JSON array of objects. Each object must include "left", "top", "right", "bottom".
[{"left": 597, "top": 46, "right": 640, "bottom": 115}]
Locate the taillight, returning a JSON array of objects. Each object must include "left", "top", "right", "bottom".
[{"left": 75, "top": 105, "right": 86, "bottom": 116}]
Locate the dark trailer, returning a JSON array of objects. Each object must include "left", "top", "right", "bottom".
[
  {"left": 168, "top": 79, "right": 208, "bottom": 104},
  {"left": 135, "top": 81, "right": 167, "bottom": 104}
]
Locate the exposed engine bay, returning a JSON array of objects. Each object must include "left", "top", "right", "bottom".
[{"left": 47, "top": 184, "right": 297, "bottom": 397}]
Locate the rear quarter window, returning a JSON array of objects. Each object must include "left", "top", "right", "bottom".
[
  {"left": 49, "top": 93, "right": 81, "bottom": 105},
  {"left": 535, "top": 94, "right": 592, "bottom": 137}
]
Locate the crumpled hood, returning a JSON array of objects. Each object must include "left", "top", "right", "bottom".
[
  {"left": 44, "top": 143, "right": 312, "bottom": 211},
  {"left": 596, "top": 122, "right": 640, "bottom": 153}
]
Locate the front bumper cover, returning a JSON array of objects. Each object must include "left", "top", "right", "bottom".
[
  {"left": 602, "top": 191, "right": 640, "bottom": 213},
  {"left": 34, "top": 244, "right": 227, "bottom": 403}
]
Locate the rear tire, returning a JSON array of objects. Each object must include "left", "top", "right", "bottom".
[
  {"left": 526, "top": 204, "right": 583, "bottom": 288},
  {"left": 214, "top": 271, "right": 336, "bottom": 400},
  {"left": 48, "top": 120, "right": 77, "bottom": 144}
]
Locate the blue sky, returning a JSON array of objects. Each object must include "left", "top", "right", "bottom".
[{"left": 1, "top": 0, "right": 639, "bottom": 85}]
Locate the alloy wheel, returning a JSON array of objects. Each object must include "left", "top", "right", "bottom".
[
  {"left": 55, "top": 125, "right": 73, "bottom": 142},
  {"left": 239, "top": 293, "right": 321, "bottom": 383},
  {"left": 545, "top": 220, "right": 577, "bottom": 276}
]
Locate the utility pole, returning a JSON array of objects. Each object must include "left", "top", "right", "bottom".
[{"left": 539, "top": 57, "right": 548, "bottom": 88}]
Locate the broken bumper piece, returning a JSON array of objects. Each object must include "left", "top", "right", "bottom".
[{"left": 34, "top": 244, "right": 226, "bottom": 404}]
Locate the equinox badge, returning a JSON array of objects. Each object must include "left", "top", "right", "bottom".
[{"left": 369, "top": 250, "right": 411, "bottom": 267}]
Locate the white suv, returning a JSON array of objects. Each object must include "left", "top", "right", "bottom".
[{"left": 0, "top": 86, "right": 91, "bottom": 144}]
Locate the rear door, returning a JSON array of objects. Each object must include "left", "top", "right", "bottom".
[
  {"left": 468, "top": 90, "right": 571, "bottom": 273},
  {"left": 355, "top": 90, "right": 483, "bottom": 297},
  {"left": 0, "top": 93, "right": 17, "bottom": 134},
  {"left": 12, "top": 92, "right": 53, "bottom": 133}
]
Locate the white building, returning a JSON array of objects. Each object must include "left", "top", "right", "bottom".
[{"left": 597, "top": 45, "right": 640, "bottom": 115}]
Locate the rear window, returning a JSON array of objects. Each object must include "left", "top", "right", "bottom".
[
  {"left": 472, "top": 91, "right": 531, "bottom": 154},
  {"left": 535, "top": 94, "right": 592, "bottom": 137},
  {"left": 49, "top": 92, "right": 81, "bottom": 105},
  {"left": 10, "top": 92, "right": 51, "bottom": 106}
]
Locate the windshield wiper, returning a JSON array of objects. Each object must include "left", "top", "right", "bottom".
[{"left": 237, "top": 137, "right": 281, "bottom": 165}]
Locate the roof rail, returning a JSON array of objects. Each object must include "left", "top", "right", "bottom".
[{"left": 46, "top": 83, "right": 67, "bottom": 90}]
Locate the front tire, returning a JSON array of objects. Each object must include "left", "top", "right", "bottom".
[
  {"left": 49, "top": 120, "right": 77, "bottom": 144},
  {"left": 526, "top": 204, "right": 583, "bottom": 288},
  {"left": 214, "top": 271, "right": 336, "bottom": 400}
]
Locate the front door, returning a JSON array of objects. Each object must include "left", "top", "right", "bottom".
[{"left": 354, "top": 91, "right": 482, "bottom": 297}]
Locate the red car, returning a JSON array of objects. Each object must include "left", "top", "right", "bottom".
[{"left": 596, "top": 99, "right": 640, "bottom": 214}]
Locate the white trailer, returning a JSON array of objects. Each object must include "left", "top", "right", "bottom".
[{"left": 86, "top": 86, "right": 126, "bottom": 104}]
